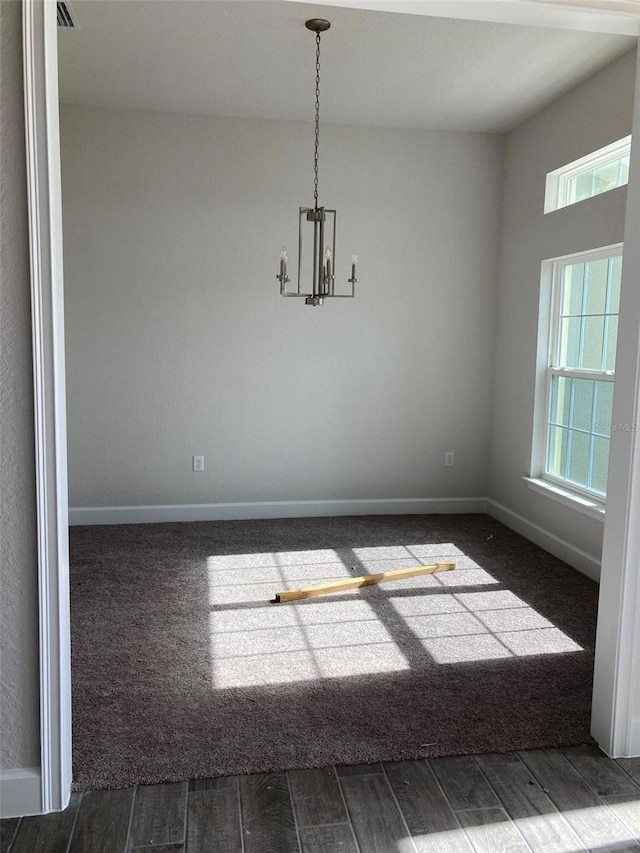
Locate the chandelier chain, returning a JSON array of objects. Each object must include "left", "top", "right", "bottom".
[{"left": 313, "top": 30, "right": 321, "bottom": 209}]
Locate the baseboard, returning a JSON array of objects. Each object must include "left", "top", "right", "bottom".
[
  {"left": 485, "top": 498, "right": 601, "bottom": 582},
  {"left": 69, "top": 497, "right": 601, "bottom": 580},
  {"left": 0, "top": 767, "right": 41, "bottom": 818},
  {"left": 69, "top": 497, "right": 488, "bottom": 526}
]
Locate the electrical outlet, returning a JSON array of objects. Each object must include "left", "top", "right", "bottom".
[
  {"left": 445, "top": 451, "right": 455, "bottom": 468},
  {"left": 193, "top": 455, "right": 205, "bottom": 472}
]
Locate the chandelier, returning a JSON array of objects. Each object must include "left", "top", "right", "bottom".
[{"left": 277, "top": 19, "right": 359, "bottom": 307}]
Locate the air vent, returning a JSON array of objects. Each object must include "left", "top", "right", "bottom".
[{"left": 57, "top": 1, "right": 78, "bottom": 28}]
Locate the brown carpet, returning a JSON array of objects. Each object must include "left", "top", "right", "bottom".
[{"left": 70, "top": 514, "right": 598, "bottom": 791}]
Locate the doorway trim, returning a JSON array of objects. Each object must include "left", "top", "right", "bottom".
[
  {"left": 23, "top": 0, "right": 72, "bottom": 813},
  {"left": 22, "top": 0, "right": 640, "bottom": 815},
  {"left": 591, "top": 50, "right": 640, "bottom": 757}
]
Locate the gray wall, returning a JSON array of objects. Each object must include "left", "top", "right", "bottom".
[
  {"left": 488, "top": 49, "right": 638, "bottom": 571},
  {"left": 0, "top": 0, "right": 41, "bottom": 770},
  {"left": 60, "top": 106, "right": 504, "bottom": 509}
]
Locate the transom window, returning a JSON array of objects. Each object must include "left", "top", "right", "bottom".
[
  {"left": 544, "top": 136, "right": 631, "bottom": 213},
  {"left": 544, "top": 247, "right": 622, "bottom": 499}
]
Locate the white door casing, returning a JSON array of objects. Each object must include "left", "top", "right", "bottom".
[
  {"left": 21, "top": 0, "right": 640, "bottom": 816},
  {"left": 23, "top": 0, "right": 72, "bottom": 813},
  {"left": 591, "top": 48, "right": 640, "bottom": 758}
]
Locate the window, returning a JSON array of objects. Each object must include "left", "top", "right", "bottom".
[
  {"left": 544, "top": 136, "right": 631, "bottom": 213},
  {"left": 541, "top": 247, "right": 622, "bottom": 502}
]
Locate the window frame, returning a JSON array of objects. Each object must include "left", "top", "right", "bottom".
[
  {"left": 531, "top": 243, "right": 623, "bottom": 509},
  {"left": 544, "top": 136, "right": 631, "bottom": 214}
]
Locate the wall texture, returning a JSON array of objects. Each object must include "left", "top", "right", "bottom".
[
  {"left": 488, "top": 48, "right": 638, "bottom": 572},
  {"left": 60, "top": 106, "right": 504, "bottom": 509},
  {"left": 0, "top": 0, "right": 41, "bottom": 770}
]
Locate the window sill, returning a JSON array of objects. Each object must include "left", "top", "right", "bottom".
[{"left": 523, "top": 477, "right": 606, "bottom": 521}]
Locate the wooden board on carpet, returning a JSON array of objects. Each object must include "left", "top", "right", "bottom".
[{"left": 273, "top": 561, "right": 455, "bottom": 603}]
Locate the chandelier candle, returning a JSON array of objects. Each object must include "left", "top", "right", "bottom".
[
  {"left": 276, "top": 19, "right": 360, "bottom": 306},
  {"left": 349, "top": 254, "right": 359, "bottom": 285},
  {"left": 278, "top": 247, "right": 290, "bottom": 293}
]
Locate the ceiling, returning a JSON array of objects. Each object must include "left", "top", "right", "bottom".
[{"left": 57, "top": 0, "right": 638, "bottom": 133}]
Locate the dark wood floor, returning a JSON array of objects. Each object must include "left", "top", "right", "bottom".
[{"left": 3, "top": 746, "right": 640, "bottom": 852}]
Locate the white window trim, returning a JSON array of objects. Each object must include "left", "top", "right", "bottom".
[
  {"left": 523, "top": 475, "right": 606, "bottom": 520},
  {"left": 530, "top": 243, "right": 623, "bottom": 515},
  {"left": 544, "top": 135, "right": 631, "bottom": 214}
]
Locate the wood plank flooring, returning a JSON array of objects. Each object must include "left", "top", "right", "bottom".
[{"left": 4, "top": 746, "right": 640, "bottom": 852}]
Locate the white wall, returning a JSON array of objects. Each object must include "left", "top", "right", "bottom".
[
  {"left": 60, "top": 106, "right": 504, "bottom": 510},
  {"left": 0, "top": 0, "right": 41, "bottom": 770},
  {"left": 488, "top": 48, "right": 637, "bottom": 575}
]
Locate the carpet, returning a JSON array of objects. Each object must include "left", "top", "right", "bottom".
[{"left": 70, "top": 514, "right": 598, "bottom": 790}]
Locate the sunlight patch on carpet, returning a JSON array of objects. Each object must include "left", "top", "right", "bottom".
[
  {"left": 207, "top": 544, "right": 582, "bottom": 688},
  {"left": 389, "top": 583, "right": 582, "bottom": 664}
]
